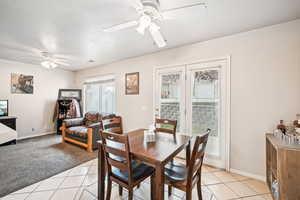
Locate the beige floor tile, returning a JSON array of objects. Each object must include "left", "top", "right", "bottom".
[
  {"left": 230, "top": 173, "right": 250, "bottom": 181},
  {"left": 242, "top": 195, "right": 266, "bottom": 200},
  {"left": 85, "top": 182, "right": 98, "bottom": 196},
  {"left": 226, "top": 181, "right": 257, "bottom": 197},
  {"left": 52, "top": 169, "right": 72, "bottom": 178},
  {"left": 35, "top": 177, "right": 64, "bottom": 191},
  {"left": 109, "top": 186, "right": 128, "bottom": 200},
  {"left": 208, "top": 184, "right": 238, "bottom": 200},
  {"left": 60, "top": 176, "right": 85, "bottom": 188},
  {"left": 88, "top": 166, "right": 98, "bottom": 174},
  {"left": 202, "top": 173, "right": 222, "bottom": 185},
  {"left": 91, "top": 159, "right": 98, "bottom": 166},
  {"left": 134, "top": 182, "right": 151, "bottom": 199},
  {"left": 51, "top": 188, "right": 79, "bottom": 200},
  {"left": 261, "top": 194, "right": 273, "bottom": 200},
  {"left": 83, "top": 174, "right": 98, "bottom": 186},
  {"left": 73, "top": 187, "right": 87, "bottom": 200},
  {"left": 164, "top": 192, "right": 182, "bottom": 200},
  {"left": 242, "top": 180, "right": 270, "bottom": 194},
  {"left": 1, "top": 193, "right": 29, "bottom": 200},
  {"left": 213, "top": 171, "right": 238, "bottom": 183},
  {"left": 12, "top": 182, "right": 40, "bottom": 194},
  {"left": 26, "top": 190, "right": 54, "bottom": 200},
  {"left": 203, "top": 165, "right": 221, "bottom": 172},
  {"left": 171, "top": 188, "right": 185, "bottom": 198},
  {"left": 77, "top": 190, "right": 96, "bottom": 200},
  {"left": 191, "top": 186, "right": 214, "bottom": 200},
  {"left": 69, "top": 166, "right": 90, "bottom": 176}
]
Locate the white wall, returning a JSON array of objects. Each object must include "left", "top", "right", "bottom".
[
  {"left": 75, "top": 19, "right": 300, "bottom": 177},
  {"left": 0, "top": 59, "right": 75, "bottom": 138}
]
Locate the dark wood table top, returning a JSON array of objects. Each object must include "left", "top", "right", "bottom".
[{"left": 125, "top": 129, "right": 191, "bottom": 165}]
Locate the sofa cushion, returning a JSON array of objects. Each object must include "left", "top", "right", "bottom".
[
  {"left": 84, "top": 112, "right": 100, "bottom": 126},
  {"left": 65, "top": 126, "right": 88, "bottom": 138},
  {"left": 64, "top": 118, "right": 84, "bottom": 128}
]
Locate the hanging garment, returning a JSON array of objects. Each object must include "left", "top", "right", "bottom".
[
  {"left": 68, "top": 99, "right": 81, "bottom": 118},
  {"left": 52, "top": 101, "right": 59, "bottom": 122}
]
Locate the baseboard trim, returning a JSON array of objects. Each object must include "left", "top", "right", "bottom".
[
  {"left": 18, "top": 131, "right": 56, "bottom": 140},
  {"left": 230, "top": 168, "right": 266, "bottom": 182}
]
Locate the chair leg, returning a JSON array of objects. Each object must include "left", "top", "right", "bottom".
[
  {"left": 118, "top": 185, "right": 123, "bottom": 196},
  {"left": 168, "top": 185, "right": 172, "bottom": 196},
  {"left": 197, "top": 175, "right": 203, "bottom": 200},
  {"left": 150, "top": 175, "right": 155, "bottom": 200},
  {"left": 106, "top": 179, "right": 112, "bottom": 200},
  {"left": 186, "top": 189, "right": 192, "bottom": 200},
  {"left": 128, "top": 189, "right": 133, "bottom": 200}
]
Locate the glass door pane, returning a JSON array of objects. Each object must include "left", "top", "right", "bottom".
[
  {"left": 160, "top": 73, "right": 181, "bottom": 131},
  {"left": 85, "top": 84, "right": 100, "bottom": 112},
  {"left": 191, "top": 69, "right": 221, "bottom": 157},
  {"left": 101, "top": 82, "right": 116, "bottom": 113},
  {"left": 155, "top": 67, "right": 186, "bottom": 133}
]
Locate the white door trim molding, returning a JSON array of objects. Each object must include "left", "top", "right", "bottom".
[{"left": 153, "top": 56, "right": 231, "bottom": 171}]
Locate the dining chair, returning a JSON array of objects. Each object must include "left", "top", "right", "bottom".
[
  {"left": 155, "top": 118, "right": 177, "bottom": 140},
  {"left": 102, "top": 116, "right": 123, "bottom": 134},
  {"left": 164, "top": 129, "right": 210, "bottom": 200},
  {"left": 101, "top": 131, "right": 155, "bottom": 200}
]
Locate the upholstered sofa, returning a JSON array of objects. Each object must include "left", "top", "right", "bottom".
[{"left": 61, "top": 112, "right": 116, "bottom": 152}]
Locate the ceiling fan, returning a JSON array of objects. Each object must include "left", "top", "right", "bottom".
[
  {"left": 40, "top": 52, "right": 70, "bottom": 69},
  {"left": 103, "top": 0, "right": 207, "bottom": 48},
  {"left": 0, "top": 42, "right": 73, "bottom": 69}
]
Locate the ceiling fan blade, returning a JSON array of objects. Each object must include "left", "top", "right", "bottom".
[
  {"left": 0, "top": 43, "right": 42, "bottom": 56},
  {"left": 148, "top": 23, "right": 166, "bottom": 48},
  {"left": 161, "top": 2, "right": 207, "bottom": 19},
  {"left": 103, "top": 21, "right": 139, "bottom": 33},
  {"left": 54, "top": 60, "right": 70, "bottom": 66}
]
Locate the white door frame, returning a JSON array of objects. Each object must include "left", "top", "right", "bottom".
[{"left": 153, "top": 56, "right": 231, "bottom": 171}]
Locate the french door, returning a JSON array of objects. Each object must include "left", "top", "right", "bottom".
[
  {"left": 154, "top": 66, "right": 186, "bottom": 133},
  {"left": 154, "top": 59, "right": 229, "bottom": 169}
]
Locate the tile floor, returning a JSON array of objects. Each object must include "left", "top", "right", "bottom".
[{"left": 1, "top": 159, "right": 272, "bottom": 200}]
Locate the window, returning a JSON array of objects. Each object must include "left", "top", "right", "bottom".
[{"left": 84, "top": 76, "right": 116, "bottom": 113}]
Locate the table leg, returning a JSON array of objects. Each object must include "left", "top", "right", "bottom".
[
  {"left": 186, "top": 140, "right": 191, "bottom": 167},
  {"left": 98, "top": 144, "right": 105, "bottom": 200},
  {"left": 155, "top": 164, "right": 165, "bottom": 200}
]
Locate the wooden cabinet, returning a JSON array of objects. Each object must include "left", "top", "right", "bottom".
[
  {"left": 0, "top": 116, "right": 16, "bottom": 130},
  {"left": 266, "top": 134, "right": 300, "bottom": 200}
]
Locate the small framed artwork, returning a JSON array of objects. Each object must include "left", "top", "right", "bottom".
[
  {"left": 58, "top": 89, "right": 82, "bottom": 100},
  {"left": 11, "top": 73, "right": 34, "bottom": 94},
  {"left": 125, "top": 72, "right": 139, "bottom": 95}
]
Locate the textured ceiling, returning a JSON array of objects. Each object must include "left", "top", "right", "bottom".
[{"left": 0, "top": 0, "right": 300, "bottom": 71}]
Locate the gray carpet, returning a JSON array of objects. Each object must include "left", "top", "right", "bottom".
[{"left": 0, "top": 134, "right": 97, "bottom": 197}]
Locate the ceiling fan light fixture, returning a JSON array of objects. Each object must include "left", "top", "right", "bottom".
[
  {"left": 136, "top": 15, "right": 152, "bottom": 35},
  {"left": 41, "top": 61, "right": 58, "bottom": 69}
]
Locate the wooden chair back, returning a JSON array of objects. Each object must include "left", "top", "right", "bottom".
[
  {"left": 187, "top": 129, "right": 210, "bottom": 183},
  {"left": 155, "top": 118, "right": 177, "bottom": 135},
  {"left": 101, "top": 131, "right": 133, "bottom": 183},
  {"left": 102, "top": 116, "right": 123, "bottom": 134}
]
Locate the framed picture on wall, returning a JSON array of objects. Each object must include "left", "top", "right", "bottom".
[
  {"left": 58, "top": 89, "right": 82, "bottom": 100},
  {"left": 11, "top": 73, "right": 34, "bottom": 94},
  {"left": 125, "top": 72, "right": 139, "bottom": 95}
]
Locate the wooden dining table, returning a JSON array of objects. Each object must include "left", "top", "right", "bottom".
[{"left": 97, "top": 129, "right": 191, "bottom": 200}]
